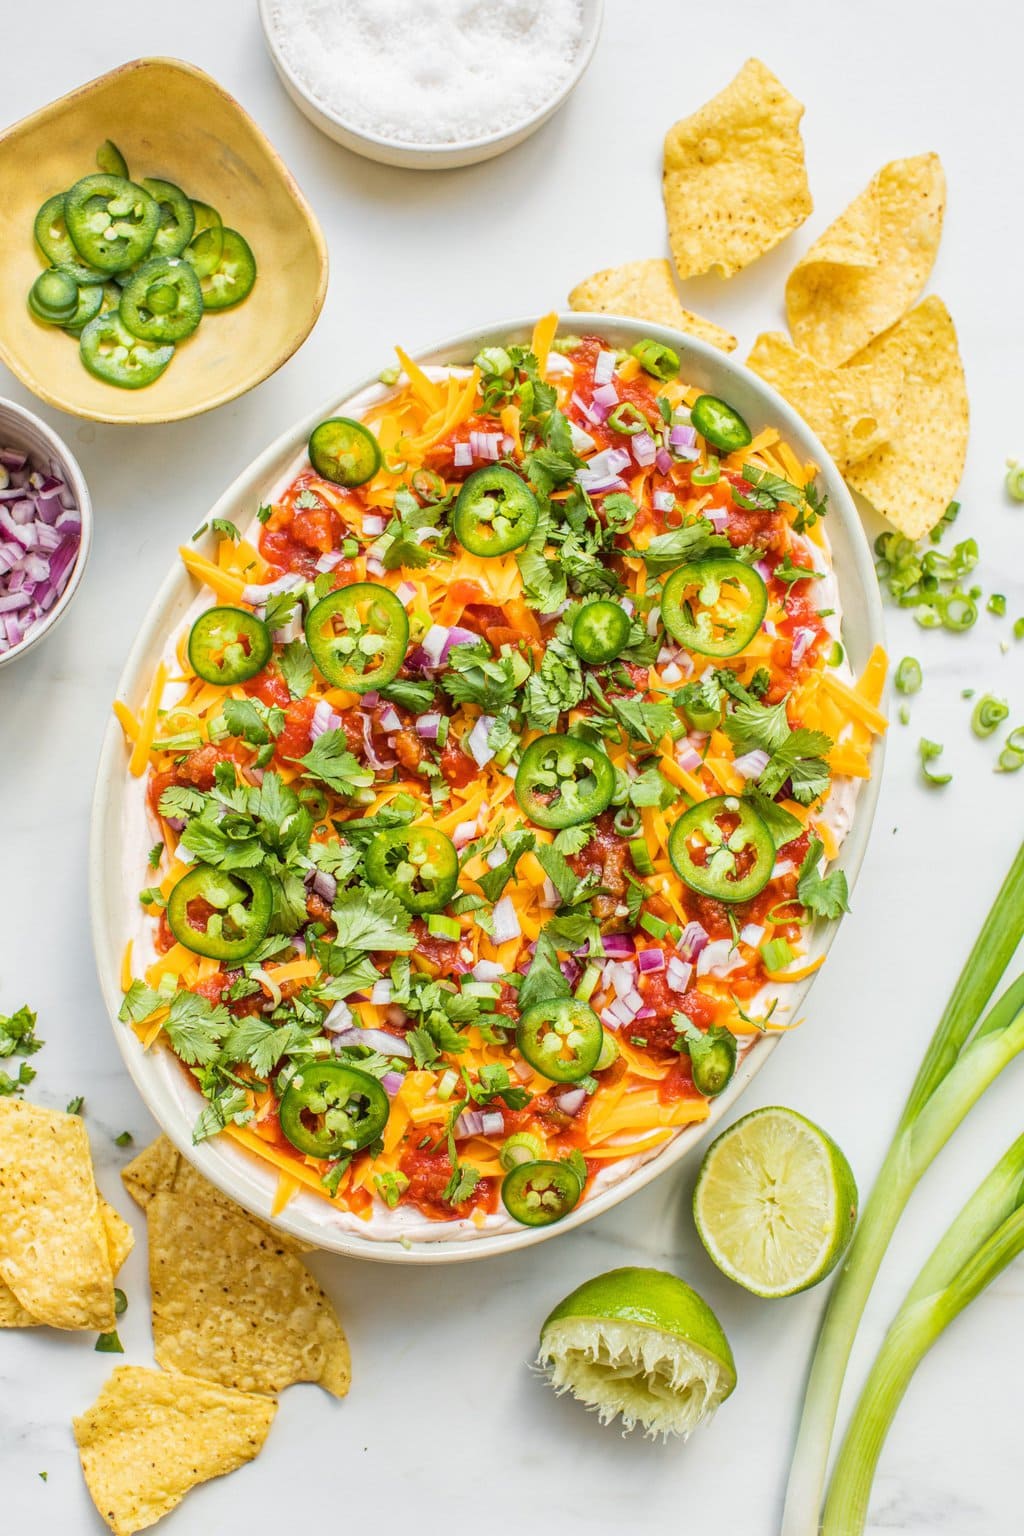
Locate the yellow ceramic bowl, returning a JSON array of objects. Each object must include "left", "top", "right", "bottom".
[{"left": 0, "top": 58, "right": 328, "bottom": 425}]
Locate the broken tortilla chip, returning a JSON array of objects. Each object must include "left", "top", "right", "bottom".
[
  {"left": 568, "top": 259, "right": 736, "bottom": 352},
  {"left": 0, "top": 1099, "right": 116, "bottom": 1330},
  {"left": 1, "top": 1197, "right": 134, "bottom": 1328},
  {"left": 786, "top": 153, "right": 946, "bottom": 366},
  {"left": 844, "top": 296, "right": 968, "bottom": 539},
  {"left": 74, "top": 1365, "right": 275, "bottom": 1536},
  {"left": 746, "top": 331, "right": 903, "bottom": 471},
  {"left": 147, "top": 1187, "right": 350, "bottom": 1397},
  {"left": 663, "top": 58, "right": 812, "bottom": 280},
  {"left": 122, "top": 1134, "right": 310, "bottom": 1252}
]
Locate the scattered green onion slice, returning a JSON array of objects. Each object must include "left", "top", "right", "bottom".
[
  {"left": 987, "top": 593, "right": 1007, "bottom": 617},
  {"left": 971, "top": 694, "right": 1008, "bottom": 738},
  {"left": 894, "top": 657, "right": 923, "bottom": 696},
  {"left": 996, "top": 726, "right": 1024, "bottom": 774},
  {"left": 690, "top": 457, "right": 721, "bottom": 486},
  {"left": 918, "top": 738, "right": 951, "bottom": 786},
  {"left": 1005, "top": 461, "right": 1024, "bottom": 502}
]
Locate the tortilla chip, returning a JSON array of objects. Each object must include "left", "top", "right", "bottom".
[
  {"left": 74, "top": 1365, "right": 275, "bottom": 1536},
  {"left": 147, "top": 1187, "right": 350, "bottom": 1397},
  {"left": 568, "top": 259, "right": 737, "bottom": 352},
  {"left": 746, "top": 331, "right": 903, "bottom": 471},
  {"left": 1, "top": 1197, "right": 134, "bottom": 1328},
  {"left": 844, "top": 297, "right": 968, "bottom": 539},
  {"left": 0, "top": 1099, "right": 115, "bottom": 1330},
  {"left": 123, "top": 1134, "right": 311, "bottom": 1252},
  {"left": 663, "top": 58, "right": 812, "bottom": 280},
  {"left": 786, "top": 154, "right": 946, "bottom": 366}
]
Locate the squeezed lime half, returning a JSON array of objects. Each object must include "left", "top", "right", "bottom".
[
  {"left": 537, "top": 1266, "right": 736, "bottom": 1439},
  {"left": 693, "top": 1105, "right": 858, "bottom": 1298}
]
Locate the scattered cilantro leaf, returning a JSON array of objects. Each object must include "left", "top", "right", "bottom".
[{"left": 797, "top": 836, "right": 851, "bottom": 920}]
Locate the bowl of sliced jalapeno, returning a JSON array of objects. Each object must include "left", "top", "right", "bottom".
[
  {"left": 92, "top": 313, "right": 886, "bottom": 1263},
  {"left": 0, "top": 58, "right": 327, "bottom": 424}
]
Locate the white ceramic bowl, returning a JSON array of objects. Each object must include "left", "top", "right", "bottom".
[
  {"left": 90, "top": 313, "right": 886, "bottom": 1263},
  {"left": 0, "top": 397, "right": 92, "bottom": 668},
  {"left": 258, "top": 0, "right": 604, "bottom": 169}
]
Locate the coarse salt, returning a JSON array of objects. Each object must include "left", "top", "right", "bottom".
[{"left": 269, "top": 0, "right": 584, "bottom": 146}]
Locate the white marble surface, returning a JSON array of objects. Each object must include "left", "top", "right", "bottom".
[{"left": 2, "top": 2, "right": 1023, "bottom": 1532}]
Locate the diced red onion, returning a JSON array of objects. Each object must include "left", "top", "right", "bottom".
[
  {"left": 608, "top": 961, "right": 637, "bottom": 1000},
  {"left": 0, "top": 445, "right": 82, "bottom": 655},
  {"left": 315, "top": 551, "right": 343, "bottom": 573},
  {"left": 607, "top": 997, "right": 638, "bottom": 1027},
  {"left": 660, "top": 662, "right": 683, "bottom": 685},
  {"left": 361, "top": 712, "right": 397, "bottom": 770},
  {"left": 395, "top": 580, "right": 416, "bottom": 606},
  {"left": 623, "top": 987, "right": 644, "bottom": 1014},
  {"left": 599, "top": 1007, "right": 621, "bottom": 1032},
  {"left": 669, "top": 423, "right": 698, "bottom": 451},
  {"left": 619, "top": 597, "right": 635, "bottom": 617},
  {"left": 636, "top": 1006, "right": 656, "bottom": 1020},
  {"left": 601, "top": 932, "right": 636, "bottom": 958},
  {"left": 586, "top": 447, "right": 632, "bottom": 480},
  {"left": 592, "top": 383, "right": 619, "bottom": 411},
  {"left": 791, "top": 627, "right": 816, "bottom": 665},
  {"left": 697, "top": 938, "right": 737, "bottom": 977},
  {"left": 569, "top": 421, "right": 596, "bottom": 455},
  {"left": 556, "top": 1087, "right": 587, "bottom": 1116},
  {"left": 577, "top": 471, "right": 627, "bottom": 495},
  {"left": 381, "top": 1071, "right": 405, "bottom": 1096},
  {"left": 415, "top": 711, "right": 441, "bottom": 740},
  {"left": 593, "top": 349, "right": 616, "bottom": 385},
  {"left": 467, "top": 713, "right": 496, "bottom": 767},
  {"left": 572, "top": 392, "right": 602, "bottom": 426},
  {"left": 740, "top": 923, "right": 765, "bottom": 947},
  {"left": 678, "top": 921, "right": 709, "bottom": 963},
  {"left": 706, "top": 508, "right": 729, "bottom": 530},
  {"left": 541, "top": 877, "right": 560, "bottom": 910},
  {"left": 0, "top": 449, "right": 27, "bottom": 471},
  {"left": 560, "top": 956, "right": 583, "bottom": 989},
  {"left": 366, "top": 556, "right": 385, "bottom": 576},
  {"left": 362, "top": 514, "right": 385, "bottom": 536},
  {"left": 666, "top": 957, "right": 693, "bottom": 993},
  {"left": 652, "top": 488, "right": 676, "bottom": 513},
  {"left": 492, "top": 895, "right": 521, "bottom": 944},
  {"left": 370, "top": 979, "right": 393, "bottom": 1004},
  {"left": 471, "top": 959, "right": 504, "bottom": 982},
  {"left": 379, "top": 705, "right": 402, "bottom": 733},
  {"left": 304, "top": 867, "right": 338, "bottom": 904},
  {"left": 323, "top": 1001, "right": 355, "bottom": 1033},
  {"left": 455, "top": 1108, "right": 505, "bottom": 1140},
  {"left": 772, "top": 857, "right": 796, "bottom": 879},
  {"left": 754, "top": 558, "right": 771, "bottom": 582},
  {"left": 632, "top": 432, "right": 657, "bottom": 468},
  {"left": 311, "top": 699, "right": 341, "bottom": 740},
  {"left": 485, "top": 842, "right": 506, "bottom": 868},
  {"left": 331, "top": 1025, "right": 414, "bottom": 1059},
  {"left": 674, "top": 741, "right": 701, "bottom": 773},
  {"left": 637, "top": 948, "right": 665, "bottom": 974},
  {"left": 453, "top": 440, "right": 473, "bottom": 467},
  {"left": 441, "top": 625, "right": 479, "bottom": 661},
  {"left": 733, "top": 748, "right": 770, "bottom": 780},
  {"left": 453, "top": 817, "right": 478, "bottom": 849},
  {"left": 421, "top": 623, "right": 450, "bottom": 665},
  {"left": 655, "top": 447, "right": 673, "bottom": 475}
]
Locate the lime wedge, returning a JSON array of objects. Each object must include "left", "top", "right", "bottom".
[
  {"left": 537, "top": 1266, "right": 736, "bottom": 1439},
  {"left": 693, "top": 1106, "right": 858, "bottom": 1298}
]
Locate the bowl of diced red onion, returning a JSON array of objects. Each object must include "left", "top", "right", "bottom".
[{"left": 0, "top": 397, "right": 91, "bottom": 666}]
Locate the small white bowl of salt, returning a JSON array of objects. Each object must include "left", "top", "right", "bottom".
[{"left": 259, "top": 0, "right": 603, "bottom": 169}]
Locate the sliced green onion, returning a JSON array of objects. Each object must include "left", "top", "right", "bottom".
[
  {"left": 378, "top": 366, "right": 399, "bottom": 386},
  {"left": 436, "top": 1068, "right": 458, "bottom": 1101},
  {"left": 827, "top": 641, "right": 844, "bottom": 667},
  {"left": 613, "top": 805, "right": 642, "bottom": 837},
  {"left": 996, "top": 726, "right": 1024, "bottom": 774},
  {"left": 893, "top": 656, "right": 923, "bottom": 696},
  {"left": 760, "top": 937, "right": 795, "bottom": 971},
  {"left": 628, "top": 836, "right": 655, "bottom": 876},
  {"left": 607, "top": 402, "right": 647, "bottom": 435},
  {"left": 783, "top": 845, "right": 1024, "bottom": 1535},
  {"left": 1005, "top": 460, "right": 1024, "bottom": 502},
  {"left": 629, "top": 339, "right": 679, "bottom": 380},
  {"left": 426, "top": 913, "right": 460, "bottom": 941},
  {"left": 1015, "top": 618, "right": 1024, "bottom": 641},
  {"left": 574, "top": 963, "right": 601, "bottom": 1003},
  {"left": 970, "top": 694, "right": 1008, "bottom": 738},
  {"left": 918, "top": 737, "right": 951, "bottom": 786},
  {"left": 987, "top": 593, "right": 1007, "bottom": 617},
  {"left": 690, "top": 457, "right": 721, "bottom": 486},
  {"left": 897, "top": 704, "right": 910, "bottom": 726},
  {"left": 639, "top": 911, "right": 672, "bottom": 942}
]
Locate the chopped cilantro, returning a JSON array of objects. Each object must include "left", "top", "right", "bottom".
[
  {"left": 797, "top": 836, "right": 851, "bottom": 920},
  {"left": 279, "top": 639, "right": 314, "bottom": 700},
  {"left": 296, "top": 730, "right": 375, "bottom": 796}
]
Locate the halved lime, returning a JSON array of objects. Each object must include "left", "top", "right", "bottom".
[
  {"left": 693, "top": 1106, "right": 858, "bottom": 1298},
  {"left": 537, "top": 1266, "right": 736, "bottom": 1439}
]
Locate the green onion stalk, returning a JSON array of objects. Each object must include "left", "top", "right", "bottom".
[
  {"left": 823, "top": 1133, "right": 1024, "bottom": 1533},
  {"left": 781, "top": 842, "right": 1024, "bottom": 1535}
]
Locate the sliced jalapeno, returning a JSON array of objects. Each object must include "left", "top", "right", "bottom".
[
  {"left": 681, "top": 1023, "right": 737, "bottom": 1097},
  {"left": 62, "top": 282, "right": 109, "bottom": 335},
  {"left": 64, "top": 174, "right": 160, "bottom": 274},
  {"left": 690, "top": 395, "right": 752, "bottom": 454},
  {"left": 514, "top": 734, "right": 616, "bottom": 829},
  {"left": 668, "top": 795, "right": 774, "bottom": 904},
  {"left": 33, "top": 194, "right": 105, "bottom": 285},
  {"left": 571, "top": 600, "right": 631, "bottom": 664},
  {"left": 309, "top": 417, "right": 382, "bottom": 488},
  {"left": 502, "top": 1159, "right": 582, "bottom": 1226},
  {"left": 166, "top": 864, "right": 272, "bottom": 961},
  {"left": 79, "top": 313, "right": 174, "bottom": 389},
  {"left": 199, "top": 228, "right": 257, "bottom": 311},
  {"left": 365, "top": 824, "right": 459, "bottom": 914},
  {"left": 279, "top": 1062, "right": 389, "bottom": 1158},
  {"left": 305, "top": 582, "right": 408, "bottom": 692},
  {"left": 184, "top": 202, "right": 225, "bottom": 279},
  {"left": 27, "top": 269, "right": 79, "bottom": 325},
  {"left": 96, "top": 140, "right": 130, "bottom": 179},
  {"left": 517, "top": 997, "right": 604, "bottom": 1083},
  {"left": 453, "top": 466, "right": 539, "bottom": 556},
  {"left": 187, "top": 606, "right": 272, "bottom": 685},
  {"left": 141, "top": 178, "right": 197, "bottom": 259},
  {"left": 661, "top": 559, "right": 767, "bottom": 658},
  {"left": 120, "top": 255, "right": 203, "bottom": 343}
]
